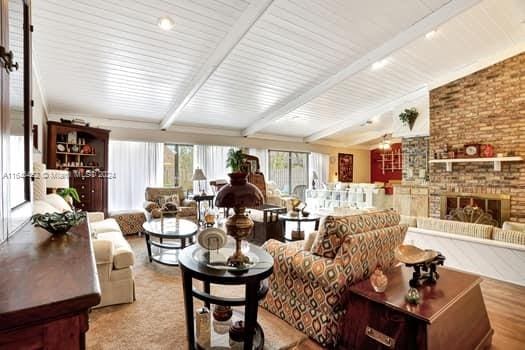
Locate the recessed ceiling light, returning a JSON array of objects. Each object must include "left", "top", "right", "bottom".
[
  {"left": 158, "top": 16, "right": 175, "bottom": 31},
  {"left": 371, "top": 58, "right": 389, "bottom": 70},
  {"left": 425, "top": 30, "right": 437, "bottom": 40}
]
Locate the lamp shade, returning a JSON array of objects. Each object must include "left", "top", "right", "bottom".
[
  {"left": 312, "top": 171, "right": 319, "bottom": 180},
  {"left": 215, "top": 173, "right": 264, "bottom": 208},
  {"left": 192, "top": 168, "right": 207, "bottom": 181},
  {"left": 45, "top": 169, "right": 70, "bottom": 189}
]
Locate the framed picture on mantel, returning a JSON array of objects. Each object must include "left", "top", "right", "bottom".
[{"left": 338, "top": 153, "right": 353, "bottom": 182}]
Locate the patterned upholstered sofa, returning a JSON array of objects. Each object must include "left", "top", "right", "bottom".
[
  {"left": 143, "top": 187, "right": 197, "bottom": 222},
  {"left": 261, "top": 210, "right": 407, "bottom": 347}
]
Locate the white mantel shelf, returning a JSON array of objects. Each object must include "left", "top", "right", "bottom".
[{"left": 429, "top": 156, "right": 523, "bottom": 172}]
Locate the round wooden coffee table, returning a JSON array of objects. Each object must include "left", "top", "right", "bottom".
[{"left": 143, "top": 218, "right": 198, "bottom": 266}]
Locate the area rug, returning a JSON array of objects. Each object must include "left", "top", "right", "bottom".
[{"left": 87, "top": 235, "right": 309, "bottom": 350}]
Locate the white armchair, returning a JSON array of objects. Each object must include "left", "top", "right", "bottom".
[{"left": 88, "top": 212, "right": 136, "bottom": 308}]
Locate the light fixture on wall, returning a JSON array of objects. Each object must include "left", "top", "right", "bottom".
[
  {"left": 379, "top": 134, "right": 391, "bottom": 151},
  {"left": 158, "top": 16, "right": 175, "bottom": 31}
]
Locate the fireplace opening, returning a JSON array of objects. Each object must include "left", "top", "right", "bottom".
[{"left": 440, "top": 193, "right": 510, "bottom": 227}]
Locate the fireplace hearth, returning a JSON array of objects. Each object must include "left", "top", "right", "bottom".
[{"left": 440, "top": 192, "right": 510, "bottom": 227}]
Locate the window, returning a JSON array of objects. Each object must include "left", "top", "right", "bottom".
[
  {"left": 268, "top": 150, "right": 309, "bottom": 198},
  {"left": 163, "top": 144, "right": 194, "bottom": 190}
]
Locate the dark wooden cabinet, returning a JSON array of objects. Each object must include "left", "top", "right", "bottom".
[
  {"left": 0, "top": 221, "right": 101, "bottom": 349},
  {"left": 47, "top": 121, "right": 110, "bottom": 214},
  {"left": 340, "top": 266, "right": 493, "bottom": 350},
  {"left": 71, "top": 175, "right": 106, "bottom": 213}
]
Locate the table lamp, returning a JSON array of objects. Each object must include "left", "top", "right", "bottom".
[
  {"left": 45, "top": 169, "right": 69, "bottom": 193},
  {"left": 192, "top": 168, "right": 207, "bottom": 195},
  {"left": 215, "top": 172, "right": 263, "bottom": 267}
]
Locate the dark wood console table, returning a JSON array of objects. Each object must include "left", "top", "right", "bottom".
[
  {"left": 340, "top": 266, "right": 493, "bottom": 350},
  {"left": 0, "top": 221, "right": 101, "bottom": 349}
]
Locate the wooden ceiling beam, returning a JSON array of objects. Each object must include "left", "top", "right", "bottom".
[
  {"left": 160, "top": 0, "right": 274, "bottom": 130},
  {"left": 241, "top": 0, "right": 482, "bottom": 138}
]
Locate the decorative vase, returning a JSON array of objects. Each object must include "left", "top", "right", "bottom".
[
  {"left": 229, "top": 320, "right": 245, "bottom": 344},
  {"left": 406, "top": 287, "right": 421, "bottom": 304},
  {"left": 370, "top": 266, "right": 388, "bottom": 293},
  {"left": 213, "top": 305, "right": 232, "bottom": 322}
]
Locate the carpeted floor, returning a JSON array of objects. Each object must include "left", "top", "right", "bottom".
[{"left": 87, "top": 235, "right": 310, "bottom": 350}]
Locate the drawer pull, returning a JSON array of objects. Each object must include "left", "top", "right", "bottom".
[{"left": 365, "top": 326, "right": 395, "bottom": 349}]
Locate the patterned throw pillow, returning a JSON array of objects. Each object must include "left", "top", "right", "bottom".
[
  {"left": 145, "top": 202, "right": 160, "bottom": 212},
  {"left": 156, "top": 194, "right": 180, "bottom": 207},
  {"left": 311, "top": 211, "right": 400, "bottom": 258}
]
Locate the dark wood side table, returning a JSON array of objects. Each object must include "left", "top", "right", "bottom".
[
  {"left": 192, "top": 194, "right": 215, "bottom": 223},
  {"left": 340, "top": 266, "right": 493, "bottom": 350},
  {"left": 179, "top": 242, "right": 273, "bottom": 350},
  {"left": 278, "top": 214, "right": 321, "bottom": 241}
]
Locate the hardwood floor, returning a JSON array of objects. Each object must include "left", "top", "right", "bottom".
[
  {"left": 481, "top": 278, "right": 525, "bottom": 350},
  {"left": 296, "top": 277, "right": 525, "bottom": 350}
]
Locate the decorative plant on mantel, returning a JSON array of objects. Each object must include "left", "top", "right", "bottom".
[
  {"left": 226, "top": 148, "right": 245, "bottom": 173},
  {"left": 399, "top": 107, "right": 419, "bottom": 130}
]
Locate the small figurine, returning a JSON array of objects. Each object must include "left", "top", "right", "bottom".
[{"left": 370, "top": 266, "right": 388, "bottom": 293}]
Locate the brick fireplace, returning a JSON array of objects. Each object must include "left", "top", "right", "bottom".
[
  {"left": 429, "top": 52, "right": 525, "bottom": 223},
  {"left": 441, "top": 192, "right": 510, "bottom": 227}
]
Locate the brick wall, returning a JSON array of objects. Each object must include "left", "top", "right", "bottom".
[{"left": 429, "top": 52, "right": 525, "bottom": 222}]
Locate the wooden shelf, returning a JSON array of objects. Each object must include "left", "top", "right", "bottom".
[
  {"left": 57, "top": 165, "right": 99, "bottom": 169},
  {"left": 56, "top": 152, "right": 96, "bottom": 156},
  {"left": 56, "top": 142, "right": 89, "bottom": 146},
  {"left": 429, "top": 156, "right": 523, "bottom": 172}
]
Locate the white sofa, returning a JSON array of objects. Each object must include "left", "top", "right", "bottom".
[
  {"left": 34, "top": 194, "right": 136, "bottom": 308},
  {"left": 402, "top": 216, "right": 525, "bottom": 286},
  {"left": 305, "top": 183, "right": 392, "bottom": 212}
]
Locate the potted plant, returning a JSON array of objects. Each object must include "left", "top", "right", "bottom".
[
  {"left": 398, "top": 107, "right": 419, "bottom": 130},
  {"left": 57, "top": 187, "right": 80, "bottom": 208},
  {"left": 226, "top": 148, "right": 245, "bottom": 173}
]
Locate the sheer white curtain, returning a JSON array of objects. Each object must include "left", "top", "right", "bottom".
[
  {"left": 248, "top": 148, "right": 268, "bottom": 175},
  {"left": 108, "top": 140, "right": 163, "bottom": 211},
  {"left": 309, "top": 152, "right": 329, "bottom": 187},
  {"left": 193, "top": 145, "right": 236, "bottom": 193}
]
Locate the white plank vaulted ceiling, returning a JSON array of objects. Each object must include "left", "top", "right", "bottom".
[{"left": 32, "top": 0, "right": 525, "bottom": 146}]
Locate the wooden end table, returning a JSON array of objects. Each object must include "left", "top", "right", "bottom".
[
  {"left": 192, "top": 194, "right": 215, "bottom": 223},
  {"left": 179, "top": 241, "right": 274, "bottom": 350},
  {"left": 340, "top": 266, "right": 493, "bottom": 350},
  {"left": 278, "top": 213, "right": 320, "bottom": 241}
]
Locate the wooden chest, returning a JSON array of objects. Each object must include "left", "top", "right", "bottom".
[{"left": 339, "top": 266, "right": 493, "bottom": 350}]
